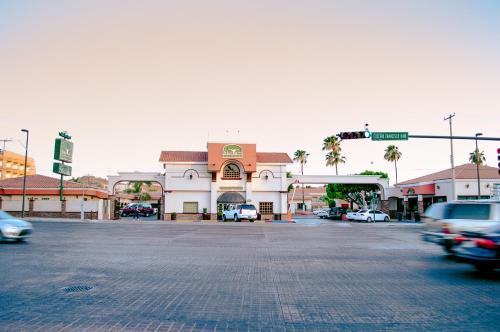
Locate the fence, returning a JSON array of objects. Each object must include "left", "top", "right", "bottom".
[{"left": 0, "top": 198, "right": 106, "bottom": 219}]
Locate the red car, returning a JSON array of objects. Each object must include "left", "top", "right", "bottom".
[{"left": 120, "top": 203, "right": 155, "bottom": 217}]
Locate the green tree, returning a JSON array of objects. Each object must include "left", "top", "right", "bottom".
[
  {"left": 325, "top": 151, "right": 346, "bottom": 175},
  {"left": 325, "top": 170, "right": 388, "bottom": 209},
  {"left": 384, "top": 145, "right": 402, "bottom": 184},
  {"left": 469, "top": 149, "right": 486, "bottom": 165},
  {"left": 125, "top": 181, "right": 153, "bottom": 201},
  {"left": 293, "top": 150, "right": 309, "bottom": 212}
]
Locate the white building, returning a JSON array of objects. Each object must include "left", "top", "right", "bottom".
[{"left": 160, "top": 143, "right": 292, "bottom": 220}]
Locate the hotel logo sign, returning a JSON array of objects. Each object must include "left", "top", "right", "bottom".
[{"left": 223, "top": 144, "right": 243, "bottom": 158}]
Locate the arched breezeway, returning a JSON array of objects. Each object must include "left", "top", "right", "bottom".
[{"left": 107, "top": 172, "right": 165, "bottom": 220}]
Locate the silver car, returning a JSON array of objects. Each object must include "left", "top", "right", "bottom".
[
  {"left": 422, "top": 200, "right": 499, "bottom": 253},
  {"left": 0, "top": 211, "right": 33, "bottom": 242}
]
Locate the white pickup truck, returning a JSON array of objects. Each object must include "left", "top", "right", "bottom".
[{"left": 222, "top": 204, "right": 258, "bottom": 222}]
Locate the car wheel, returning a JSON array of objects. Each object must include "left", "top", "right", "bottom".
[
  {"left": 384, "top": 216, "right": 389, "bottom": 222},
  {"left": 145, "top": 213, "right": 149, "bottom": 217},
  {"left": 443, "top": 244, "right": 455, "bottom": 254},
  {"left": 366, "top": 217, "right": 372, "bottom": 223},
  {"left": 234, "top": 214, "right": 239, "bottom": 222},
  {"left": 122, "top": 213, "right": 127, "bottom": 217}
]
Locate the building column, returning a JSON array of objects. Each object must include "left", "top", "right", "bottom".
[
  {"left": 417, "top": 195, "right": 424, "bottom": 215},
  {"left": 403, "top": 196, "right": 409, "bottom": 219},
  {"left": 380, "top": 200, "right": 390, "bottom": 214},
  {"left": 159, "top": 195, "right": 165, "bottom": 220},
  {"left": 245, "top": 174, "right": 252, "bottom": 204},
  {"left": 28, "top": 198, "right": 34, "bottom": 217},
  {"left": 280, "top": 192, "right": 288, "bottom": 221},
  {"left": 109, "top": 195, "right": 117, "bottom": 220},
  {"left": 210, "top": 180, "right": 218, "bottom": 220}
]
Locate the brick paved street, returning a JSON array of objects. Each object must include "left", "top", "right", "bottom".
[{"left": 1, "top": 220, "right": 499, "bottom": 331}]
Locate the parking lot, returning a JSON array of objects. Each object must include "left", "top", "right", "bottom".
[{"left": 1, "top": 220, "right": 498, "bottom": 331}]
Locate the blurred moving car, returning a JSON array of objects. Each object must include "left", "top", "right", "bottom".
[
  {"left": 356, "top": 210, "right": 390, "bottom": 222},
  {"left": 422, "top": 201, "right": 499, "bottom": 253},
  {"left": 328, "top": 207, "right": 347, "bottom": 220},
  {"left": 0, "top": 211, "right": 33, "bottom": 242},
  {"left": 453, "top": 223, "right": 500, "bottom": 271},
  {"left": 347, "top": 210, "right": 360, "bottom": 221},
  {"left": 120, "top": 203, "right": 155, "bottom": 217},
  {"left": 222, "top": 204, "right": 257, "bottom": 221}
]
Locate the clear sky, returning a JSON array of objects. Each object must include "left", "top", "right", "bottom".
[{"left": 1, "top": 0, "right": 499, "bottom": 185}]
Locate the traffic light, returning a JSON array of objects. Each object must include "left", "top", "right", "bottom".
[
  {"left": 337, "top": 131, "right": 371, "bottom": 140},
  {"left": 497, "top": 148, "right": 500, "bottom": 175}
]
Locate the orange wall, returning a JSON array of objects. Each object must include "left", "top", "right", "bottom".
[{"left": 207, "top": 143, "right": 257, "bottom": 172}]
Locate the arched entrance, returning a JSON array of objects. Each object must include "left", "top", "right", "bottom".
[
  {"left": 107, "top": 172, "right": 165, "bottom": 220},
  {"left": 216, "top": 192, "right": 246, "bottom": 220}
]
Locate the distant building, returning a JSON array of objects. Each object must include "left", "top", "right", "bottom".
[
  {"left": 0, "top": 150, "right": 36, "bottom": 180},
  {"left": 0, "top": 175, "right": 109, "bottom": 219},
  {"left": 396, "top": 163, "right": 500, "bottom": 214},
  {"left": 288, "top": 187, "right": 328, "bottom": 212}
]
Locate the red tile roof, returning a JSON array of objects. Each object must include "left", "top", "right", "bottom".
[
  {"left": 159, "top": 151, "right": 292, "bottom": 164},
  {"left": 398, "top": 164, "right": 500, "bottom": 185},
  {"left": 256, "top": 152, "right": 293, "bottom": 164},
  {"left": 0, "top": 174, "right": 95, "bottom": 189}
]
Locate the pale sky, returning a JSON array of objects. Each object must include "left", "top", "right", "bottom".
[{"left": 1, "top": 0, "right": 499, "bottom": 185}]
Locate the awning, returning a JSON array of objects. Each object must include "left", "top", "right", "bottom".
[{"left": 217, "top": 192, "right": 245, "bottom": 203}]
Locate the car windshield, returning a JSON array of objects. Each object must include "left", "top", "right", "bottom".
[
  {"left": 241, "top": 205, "right": 256, "bottom": 210},
  {"left": 0, "top": 211, "right": 13, "bottom": 219},
  {"left": 358, "top": 210, "right": 368, "bottom": 213},
  {"left": 446, "top": 204, "right": 491, "bottom": 220}
]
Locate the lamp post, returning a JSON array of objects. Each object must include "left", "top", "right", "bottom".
[
  {"left": 475, "top": 133, "right": 483, "bottom": 199},
  {"left": 21, "top": 129, "right": 29, "bottom": 218},
  {"left": 444, "top": 113, "right": 456, "bottom": 200}
]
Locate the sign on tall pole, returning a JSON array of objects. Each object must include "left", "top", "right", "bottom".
[{"left": 53, "top": 131, "right": 73, "bottom": 201}]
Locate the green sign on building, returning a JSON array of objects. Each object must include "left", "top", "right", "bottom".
[
  {"left": 54, "top": 138, "right": 74, "bottom": 163},
  {"left": 371, "top": 132, "right": 409, "bottom": 141},
  {"left": 53, "top": 162, "right": 72, "bottom": 176},
  {"left": 223, "top": 144, "right": 243, "bottom": 158}
]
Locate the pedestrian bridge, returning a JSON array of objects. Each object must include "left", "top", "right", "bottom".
[{"left": 289, "top": 175, "right": 390, "bottom": 199}]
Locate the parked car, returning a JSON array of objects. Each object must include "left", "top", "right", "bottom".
[
  {"left": 222, "top": 204, "right": 257, "bottom": 222},
  {"left": 120, "top": 203, "right": 155, "bottom": 217},
  {"left": 422, "top": 201, "right": 500, "bottom": 253},
  {"left": 356, "top": 210, "right": 390, "bottom": 222},
  {"left": 328, "top": 207, "right": 347, "bottom": 220},
  {"left": 347, "top": 210, "right": 360, "bottom": 221},
  {"left": 453, "top": 223, "right": 500, "bottom": 271},
  {"left": 0, "top": 210, "right": 33, "bottom": 242},
  {"left": 317, "top": 208, "right": 331, "bottom": 219}
]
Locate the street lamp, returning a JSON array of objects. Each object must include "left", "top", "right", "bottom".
[
  {"left": 475, "top": 133, "right": 483, "bottom": 199},
  {"left": 20, "top": 129, "right": 29, "bottom": 218}
]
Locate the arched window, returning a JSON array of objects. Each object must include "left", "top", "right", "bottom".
[{"left": 223, "top": 164, "right": 241, "bottom": 179}]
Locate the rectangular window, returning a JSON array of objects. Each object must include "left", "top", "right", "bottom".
[
  {"left": 183, "top": 202, "right": 199, "bottom": 214},
  {"left": 259, "top": 202, "right": 273, "bottom": 214}
]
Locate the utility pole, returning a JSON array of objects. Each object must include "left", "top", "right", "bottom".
[
  {"left": 444, "top": 113, "right": 456, "bottom": 201},
  {"left": 475, "top": 133, "right": 483, "bottom": 199}
]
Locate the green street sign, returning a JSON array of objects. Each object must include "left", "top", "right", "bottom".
[
  {"left": 53, "top": 162, "right": 72, "bottom": 176},
  {"left": 371, "top": 132, "right": 408, "bottom": 141},
  {"left": 54, "top": 138, "right": 74, "bottom": 163}
]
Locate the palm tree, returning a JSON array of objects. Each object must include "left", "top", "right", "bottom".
[
  {"left": 322, "top": 136, "right": 341, "bottom": 154},
  {"left": 469, "top": 149, "right": 486, "bottom": 165},
  {"left": 325, "top": 151, "right": 346, "bottom": 175},
  {"left": 293, "top": 150, "right": 309, "bottom": 212},
  {"left": 384, "top": 145, "right": 402, "bottom": 184}
]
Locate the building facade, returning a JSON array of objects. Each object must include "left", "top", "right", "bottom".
[
  {"left": 397, "top": 164, "right": 500, "bottom": 214},
  {"left": 0, "top": 150, "right": 36, "bottom": 179},
  {"left": 160, "top": 143, "right": 292, "bottom": 220}
]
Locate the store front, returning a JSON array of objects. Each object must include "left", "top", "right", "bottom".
[{"left": 160, "top": 143, "right": 292, "bottom": 221}]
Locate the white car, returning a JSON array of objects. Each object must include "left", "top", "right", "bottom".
[
  {"left": 317, "top": 209, "right": 331, "bottom": 219},
  {"left": 346, "top": 210, "right": 360, "bottom": 220},
  {"left": 356, "top": 210, "right": 390, "bottom": 222},
  {"left": 222, "top": 204, "right": 257, "bottom": 222}
]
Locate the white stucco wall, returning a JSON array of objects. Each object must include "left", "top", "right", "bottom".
[{"left": 164, "top": 191, "right": 211, "bottom": 213}]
